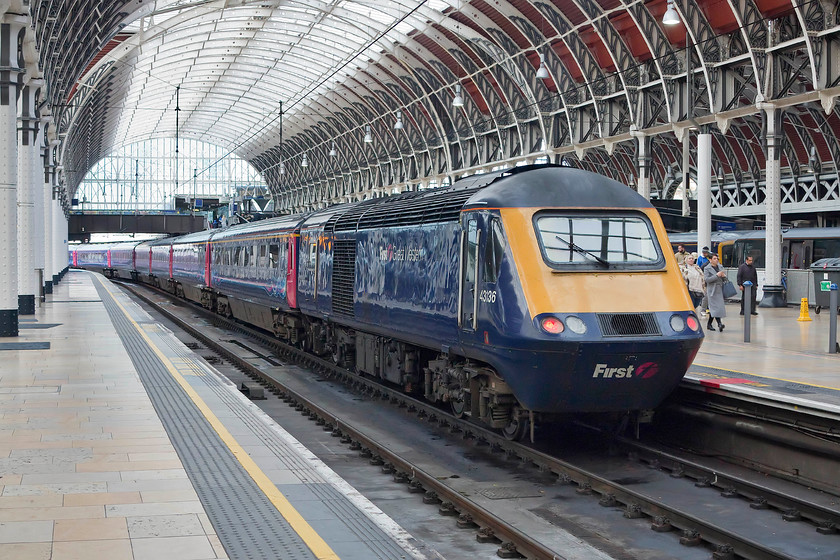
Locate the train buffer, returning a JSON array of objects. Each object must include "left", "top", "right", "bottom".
[{"left": 240, "top": 382, "right": 266, "bottom": 400}]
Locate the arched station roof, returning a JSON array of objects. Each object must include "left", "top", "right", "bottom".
[{"left": 23, "top": 0, "right": 840, "bottom": 213}]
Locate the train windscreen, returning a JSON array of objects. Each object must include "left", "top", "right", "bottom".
[{"left": 534, "top": 213, "right": 663, "bottom": 269}]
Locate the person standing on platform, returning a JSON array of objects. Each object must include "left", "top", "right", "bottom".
[
  {"left": 737, "top": 255, "right": 759, "bottom": 316},
  {"left": 697, "top": 247, "right": 712, "bottom": 315},
  {"left": 697, "top": 247, "right": 711, "bottom": 269},
  {"left": 674, "top": 244, "right": 687, "bottom": 265},
  {"left": 703, "top": 254, "right": 727, "bottom": 331},
  {"left": 681, "top": 255, "right": 705, "bottom": 311}
]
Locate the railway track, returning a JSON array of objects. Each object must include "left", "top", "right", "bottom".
[{"left": 117, "top": 279, "right": 840, "bottom": 560}]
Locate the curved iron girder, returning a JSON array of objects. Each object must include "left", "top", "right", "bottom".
[
  {"left": 620, "top": 1, "right": 679, "bottom": 128},
  {"left": 568, "top": 0, "right": 645, "bottom": 135},
  {"left": 723, "top": 0, "right": 768, "bottom": 101},
  {"left": 446, "top": 48, "right": 505, "bottom": 164},
  {"left": 736, "top": 117, "right": 765, "bottom": 182},
  {"left": 716, "top": 128, "right": 746, "bottom": 185},
  {"left": 807, "top": 105, "right": 840, "bottom": 177}
]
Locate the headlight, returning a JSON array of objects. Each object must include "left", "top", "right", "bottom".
[
  {"left": 669, "top": 314, "right": 686, "bottom": 332},
  {"left": 540, "top": 317, "right": 564, "bottom": 334},
  {"left": 565, "top": 315, "right": 587, "bottom": 334}
]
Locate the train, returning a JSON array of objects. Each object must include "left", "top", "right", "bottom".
[
  {"left": 668, "top": 228, "right": 840, "bottom": 269},
  {"left": 71, "top": 165, "right": 704, "bottom": 440}
]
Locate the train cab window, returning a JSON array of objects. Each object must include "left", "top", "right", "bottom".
[
  {"left": 741, "top": 241, "right": 764, "bottom": 268},
  {"left": 484, "top": 219, "right": 506, "bottom": 283},
  {"left": 465, "top": 220, "right": 478, "bottom": 283},
  {"left": 534, "top": 213, "right": 662, "bottom": 269}
]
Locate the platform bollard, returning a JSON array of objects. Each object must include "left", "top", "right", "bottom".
[
  {"left": 830, "top": 284, "right": 838, "bottom": 354},
  {"left": 797, "top": 298, "right": 812, "bottom": 322},
  {"left": 743, "top": 282, "right": 753, "bottom": 343}
]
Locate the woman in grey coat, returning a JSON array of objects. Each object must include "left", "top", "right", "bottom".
[{"left": 703, "top": 254, "right": 728, "bottom": 331}]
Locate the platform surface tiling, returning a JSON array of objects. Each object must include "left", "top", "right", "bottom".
[
  {"left": 686, "top": 304, "right": 840, "bottom": 411},
  {"left": 0, "top": 270, "right": 429, "bottom": 560}
]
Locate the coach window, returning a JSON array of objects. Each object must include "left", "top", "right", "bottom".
[
  {"left": 484, "top": 218, "right": 506, "bottom": 283},
  {"left": 260, "top": 244, "right": 267, "bottom": 267},
  {"left": 269, "top": 244, "right": 280, "bottom": 271}
]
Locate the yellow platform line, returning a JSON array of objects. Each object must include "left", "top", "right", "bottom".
[
  {"left": 93, "top": 275, "right": 340, "bottom": 560},
  {"left": 692, "top": 361, "right": 840, "bottom": 393}
]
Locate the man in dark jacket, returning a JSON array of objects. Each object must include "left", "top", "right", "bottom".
[{"left": 737, "top": 256, "right": 759, "bottom": 315}]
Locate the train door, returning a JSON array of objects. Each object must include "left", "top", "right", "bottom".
[
  {"left": 286, "top": 235, "right": 298, "bottom": 308},
  {"left": 459, "top": 214, "right": 482, "bottom": 333},
  {"left": 204, "top": 241, "right": 212, "bottom": 287},
  {"left": 788, "top": 240, "right": 813, "bottom": 269}
]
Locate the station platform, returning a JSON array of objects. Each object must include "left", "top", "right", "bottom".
[
  {"left": 3, "top": 271, "right": 839, "bottom": 560},
  {"left": 0, "top": 270, "right": 430, "bottom": 560},
  {"left": 685, "top": 304, "right": 840, "bottom": 415}
]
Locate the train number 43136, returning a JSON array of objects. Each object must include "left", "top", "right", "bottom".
[{"left": 479, "top": 289, "right": 497, "bottom": 303}]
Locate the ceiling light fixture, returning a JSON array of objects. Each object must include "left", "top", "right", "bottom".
[
  {"left": 364, "top": 125, "right": 373, "bottom": 143},
  {"left": 536, "top": 54, "right": 549, "bottom": 79},
  {"left": 452, "top": 84, "right": 464, "bottom": 108},
  {"left": 329, "top": 141, "right": 337, "bottom": 157},
  {"left": 394, "top": 111, "right": 404, "bottom": 130},
  {"left": 662, "top": 0, "right": 680, "bottom": 25},
  {"left": 301, "top": 153, "right": 308, "bottom": 168}
]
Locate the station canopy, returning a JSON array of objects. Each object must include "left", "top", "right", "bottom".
[{"left": 28, "top": 0, "right": 840, "bottom": 213}]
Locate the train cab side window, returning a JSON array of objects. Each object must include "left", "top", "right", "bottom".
[
  {"left": 465, "top": 220, "right": 478, "bottom": 284},
  {"left": 484, "top": 219, "right": 506, "bottom": 283}
]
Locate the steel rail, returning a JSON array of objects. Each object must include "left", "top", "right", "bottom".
[
  {"left": 117, "top": 281, "right": 557, "bottom": 558},
  {"left": 118, "top": 280, "right": 804, "bottom": 560}
]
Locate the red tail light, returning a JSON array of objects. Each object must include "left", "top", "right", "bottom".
[
  {"left": 540, "top": 317, "right": 564, "bottom": 334},
  {"left": 686, "top": 315, "right": 700, "bottom": 331}
]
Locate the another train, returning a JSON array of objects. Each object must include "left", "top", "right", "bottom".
[
  {"left": 669, "top": 227, "right": 840, "bottom": 269},
  {"left": 71, "top": 165, "right": 704, "bottom": 439}
]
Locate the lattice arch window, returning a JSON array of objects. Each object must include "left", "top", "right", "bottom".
[{"left": 75, "top": 138, "right": 267, "bottom": 212}]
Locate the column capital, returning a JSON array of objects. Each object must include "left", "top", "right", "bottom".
[{"left": 756, "top": 101, "right": 778, "bottom": 114}]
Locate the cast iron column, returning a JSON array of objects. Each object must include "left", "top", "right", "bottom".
[
  {"left": 0, "top": 15, "right": 26, "bottom": 335},
  {"left": 632, "top": 130, "right": 651, "bottom": 200},
  {"left": 41, "top": 121, "right": 54, "bottom": 295},
  {"left": 17, "top": 80, "right": 38, "bottom": 313},
  {"left": 697, "top": 129, "right": 712, "bottom": 254},
  {"left": 759, "top": 104, "right": 785, "bottom": 306}
]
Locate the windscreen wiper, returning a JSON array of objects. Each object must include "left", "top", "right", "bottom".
[{"left": 555, "top": 235, "right": 609, "bottom": 268}]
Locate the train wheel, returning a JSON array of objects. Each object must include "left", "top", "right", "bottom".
[{"left": 501, "top": 413, "right": 528, "bottom": 441}]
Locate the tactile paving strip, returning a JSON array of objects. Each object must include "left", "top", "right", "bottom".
[
  {"left": 93, "top": 281, "right": 317, "bottom": 560},
  {"left": 155, "top": 333, "right": 422, "bottom": 559}
]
